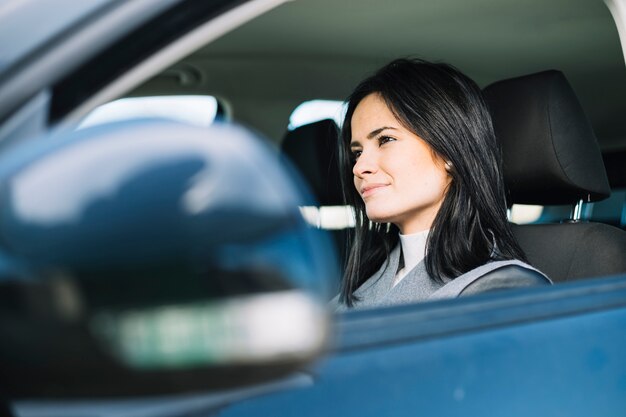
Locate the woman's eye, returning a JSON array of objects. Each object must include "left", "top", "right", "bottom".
[
  {"left": 378, "top": 136, "right": 396, "bottom": 146},
  {"left": 351, "top": 150, "right": 362, "bottom": 161}
]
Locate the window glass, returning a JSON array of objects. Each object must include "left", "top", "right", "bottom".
[
  {"left": 589, "top": 188, "right": 626, "bottom": 227},
  {"left": 511, "top": 204, "right": 578, "bottom": 224},
  {"left": 299, "top": 206, "right": 355, "bottom": 230},
  {"left": 511, "top": 188, "right": 626, "bottom": 228},
  {"left": 288, "top": 100, "right": 346, "bottom": 130},
  {"left": 509, "top": 204, "right": 544, "bottom": 224},
  {"left": 78, "top": 95, "right": 219, "bottom": 129}
]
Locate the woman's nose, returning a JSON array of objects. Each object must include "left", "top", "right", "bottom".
[{"left": 353, "top": 151, "right": 377, "bottom": 177}]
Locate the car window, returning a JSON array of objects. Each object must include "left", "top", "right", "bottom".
[
  {"left": 590, "top": 188, "right": 626, "bottom": 228},
  {"left": 288, "top": 100, "right": 346, "bottom": 130},
  {"left": 511, "top": 189, "right": 626, "bottom": 228},
  {"left": 299, "top": 205, "right": 355, "bottom": 230},
  {"left": 77, "top": 95, "right": 222, "bottom": 129},
  {"left": 509, "top": 204, "right": 545, "bottom": 224}
]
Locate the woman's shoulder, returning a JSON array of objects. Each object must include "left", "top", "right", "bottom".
[
  {"left": 331, "top": 243, "right": 404, "bottom": 312},
  {"left": 458, "top": 261, "right": 552, "bottom": 297},
  {"left": 429, "top": 259, "right": 551, "bottom": 300}
]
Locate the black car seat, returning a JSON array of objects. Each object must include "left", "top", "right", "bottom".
[
  {"left": 484, "top": 70, "right": 626, "bottom": 283},
  {"left": 281, "top": 119, "right": 349, "bottom": 269},
  {"left": 281, "top": 119, "right": 343, "bottom": 206},
  {"left": 603, "top": 149, "right": 626, "bottom": 190}
]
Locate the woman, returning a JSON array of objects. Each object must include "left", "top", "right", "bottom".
[{"left": 336, "top": 58, "right": 550, "bottom": 310}]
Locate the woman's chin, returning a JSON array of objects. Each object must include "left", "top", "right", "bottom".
[{"left": 365, "top": 211, "right": 395, "bottom": 225}]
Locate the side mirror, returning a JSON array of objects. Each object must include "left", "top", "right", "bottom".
[{"left": 0, "top": 120, "right": 337, "bottom": 398}]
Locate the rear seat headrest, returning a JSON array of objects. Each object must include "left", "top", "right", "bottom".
[
  {"left": 281, "top": 119, "right": 343, "bottom": 206},
  {"left": 483, "top": 70, "right": 610, "bottom": 205},
  {"left": 602, "top": 149, "right": 626, "bottom": 189}
]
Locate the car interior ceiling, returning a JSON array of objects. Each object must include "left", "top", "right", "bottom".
[
  {"left": 131, "top": 0, "right": 626, "bottom": 148},
  {"left": 123, "top": 0, "right": 626, "bottom": 283}
]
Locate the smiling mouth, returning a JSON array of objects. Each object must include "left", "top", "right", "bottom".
[{"left": 360, "top": 184, "right": 388, "bottom": 198}]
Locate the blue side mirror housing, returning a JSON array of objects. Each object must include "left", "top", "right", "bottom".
[{"left": 0, "top": 120, "right": 338, "bottom": 397}]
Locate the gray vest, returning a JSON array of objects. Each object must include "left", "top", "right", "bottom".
[{"left": 335, "top": 244, "right": 548, "bottom": 311}]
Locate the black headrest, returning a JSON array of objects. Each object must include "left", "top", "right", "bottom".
[
  {"left": 484, "top": 70, "right": 610, "bottom": 205},
  {"left": 281, "top": 119, "right": 343, "bottom": 206}
]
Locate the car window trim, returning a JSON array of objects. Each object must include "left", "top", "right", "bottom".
[
  {"left": 0, "top": 0, "right": 181, "bottom": 124},
  {"left": 333, "top": 274, "right": 626, "bottom": 352},
  {"left": 58, "top": 0, "right": 288, "bottom": 129}
]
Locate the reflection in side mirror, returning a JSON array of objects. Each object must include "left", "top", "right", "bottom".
[{"left": 0, "top": 120, "right": 337, "bottom": 398}]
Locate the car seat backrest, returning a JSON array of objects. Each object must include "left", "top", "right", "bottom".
[
  {"left": 281, "top": 119, "right": 348, "bottom": 277},
  {"left": 603, "top": 149, "right": 626, "bottom": 190},
  {"left": 485, "top": 70, "right": 610, "bottom": 206},
  {"left": 281, "top": 119, "right": 343, "bottom": 206},
  {"left": 484, "top": 70, "right": 626, "bottom": 283}
]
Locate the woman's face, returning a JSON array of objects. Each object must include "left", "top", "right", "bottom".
[{"left": 350, "top": 93, "right": 451, "bottom": 234}]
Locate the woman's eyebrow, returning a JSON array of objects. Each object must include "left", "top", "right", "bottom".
[
  {"left": 351, "top": 126, "right": 398, "bottom": 147},
  {"left": 367, "top": 126, "right": 397, "bottom": 139}
]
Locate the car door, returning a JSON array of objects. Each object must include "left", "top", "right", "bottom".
[{"left": 215, "top": 277, "right": 626, "bottom": 416}]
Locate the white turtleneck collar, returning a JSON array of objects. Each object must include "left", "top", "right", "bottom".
[{"left": 393, "top": 229, "right": 430, "bottom": 286}]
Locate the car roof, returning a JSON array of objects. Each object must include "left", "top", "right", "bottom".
[{"left": 0, "top": 0, "right": 113, "bottom": 72}]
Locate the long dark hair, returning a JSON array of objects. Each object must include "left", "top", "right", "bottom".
[{"left": 338, "top": 58, "right": 527, "bottom": 306}]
